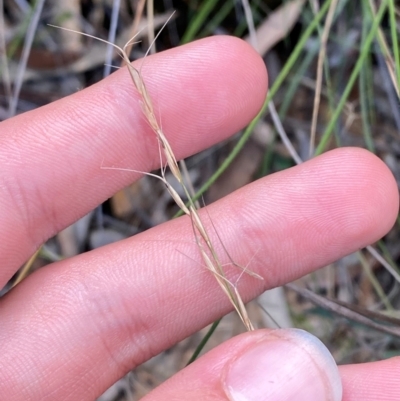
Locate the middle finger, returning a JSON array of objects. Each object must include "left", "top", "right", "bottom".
[{"left": 0, "top": 147, "right": 397, "bottom": 400}]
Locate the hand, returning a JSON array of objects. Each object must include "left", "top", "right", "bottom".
[{"left": 0, "top": 37, "right": 398, "bottom": 401}]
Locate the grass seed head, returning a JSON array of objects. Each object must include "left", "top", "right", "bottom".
[{"left": 49, "top": 21, "right": 256, "bottom": 331}]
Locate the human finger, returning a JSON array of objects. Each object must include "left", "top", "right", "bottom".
[
  {"left": 0, "top": 36, "right": 267, "bottom": 286},
  {"left": 339, "top": 357, "right": 400, "bottom": 401},
  {"left": 0, "top": 147, "right": 397, "bottom": 400},
  {"left": 143, "top": 329, "right": 342, "bottom": 401}
]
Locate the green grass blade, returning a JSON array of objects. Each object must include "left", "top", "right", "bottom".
[
  {"left": 377, "top": 240, "right": 400, "bottom": 278},
  {"left": 185, "top": 319, "right": 221, "bottom": 365},
  {"left": 388, "top": 0, "right": 400, "bottom": 93},
  {"left": 174, "top": 0, "right": 332, "bottom": 219},
  {"left": 358, "top": 251, "right": 393, "bottom": 311},
  {"left": 359, "top": 0, "right": 375, "bottom": 152},
  {"left": 200, "top": 0, "right": 234, "bottom": 38},
  {"left": 279, "top": 44, "right": 318, "bottom": 119},
  {"left": 181, "top": 0, "right": 219, "bottom": 44},
  {"left": 315, "top": 0, "right": 389, "bottom": 155}
]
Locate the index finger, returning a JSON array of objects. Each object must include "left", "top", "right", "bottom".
[{"left": 0, "top": 36, "right": 267, "bottom": 286}]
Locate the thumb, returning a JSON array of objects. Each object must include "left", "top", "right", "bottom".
[{"left": 143, "top": 328, "right": 342, "bottom": 401}]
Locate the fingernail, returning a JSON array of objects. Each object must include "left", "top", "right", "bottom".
[{"left": 223, "top": 329, "right": 342, "bottom": 401}]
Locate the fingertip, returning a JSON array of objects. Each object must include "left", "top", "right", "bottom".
[
  {"left": 222, "top": 146, "right": 398, "bottom": 286},
  {"left": 160, "top": 35, "right": 269, "bottom": 135},
  {"left": 147, "top": 329, "right": 342, "bottom": 401},
  {"left": 206, "top": 35, "right": 269, "bottom": 102},
  {"left": 339, "top": 357, "right": 400, "bottom": 401},
  {"left": 180, "top": 35, "right": 268, "bottom": 91},
  {"left": 222, "top": 329, "right": 342, "bottom": 401},
  {"left": 322, "top": 147, "right": 399, "bottom": 242}
]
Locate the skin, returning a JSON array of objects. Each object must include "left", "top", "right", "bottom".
[{"left": 0, "top": 36, "right": 399, "bottom": 400}]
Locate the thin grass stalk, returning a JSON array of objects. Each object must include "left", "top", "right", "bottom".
[
  {"left": 200, "top": 0, "right": 234, "bottom": 38},
  {"left": 377, "top": 241, "right": 400, "bottom": 282},
  {"left": 49, "top": 16, "right": 259, "bottom": 331},
  {"left": 147, "top": 0, "right": 155, "bottom": 54},
  {"left": 388, "top": 0, "right": 400, "bottom": 91},
  {"left": 132, "top": 26, "right": 257, "bottom": 330},
  {"left": 370, "top": 0, "right": 400, "bottom": 121},
  {"left": 370, "top": 0, "right": 400, "bottom": 96},
  {"left": 8, "top": 0, "right": 45, "bottom": 117},
  {"left": 309, "top": 0, "right": 344, "bottom": 149},
  {"left": 124, "top": 19, "right": 257, "bottom": 330},
  {"left": 359, "top": 65, "right": 374, "bottom": 152},
  {"left": 175, "top": 1, "right": 332, "bottom": 217},
  {"left": 368, "top": 0, "right": 399, "bottom": 98},
  {"left": 359, "top": 0, "right": 375, "bottom": 152},
  {"left": 104, "top": 0, "right": 121, "bottom": 77},
  {"left": 181, "top": 0, "right": 218, "bottom": 44},
  {"left": 186, "top": 319, "right": 221, "bottom": 365},
  {"left": 286, "top": 283, "right": 400, "bottom": 337},
  {"left": 309, "top": 0, "right": 338, "bottom": 157},
  {"left": 125, "top": 0, "right": 146, "bottom": 58},
  {"left": 315, "top": 0, "right": 389, "bottom": 156},
  {"left": 0, "top": 0, "right": 11, "bottom": 105},
  {"left": 179, "top": 160, "right": 200, "bottom": 209},
  {"left": 255, "top": 2, "right": 303, "bottom": 164},
  {"left": 357, "top": 250, "right": 393, "bottom": 311},
  {"left": 241, "top": 0, "right": 301, "bottom": 164},
  {"left": 12, "top": 247, "right": 42, "bottom": 287},
  {"left": 259, "top": 132, "right": 277, "bottom": 176},
  {"left": 270, "top": 100, "right": 302, "bottom": 164},
  {"left": 256, "top": 6, "right": 399, "bottom": 319},
  {"left": 278, "top": 44, "right": 317, "bottom": 118},
  {"left": 6, "top": 9, "right": 33, "bottom": 60},
  {"left": 367, "top": 245, "right": 400, "bottom": 285}
]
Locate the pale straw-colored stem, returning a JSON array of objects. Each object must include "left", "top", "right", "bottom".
[{"left": 49, "top": 19, "right": 259, "bottom": 331}]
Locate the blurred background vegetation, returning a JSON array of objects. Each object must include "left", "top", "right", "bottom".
[{"left": 1, "top": 0, "right": 400, "bottom": 400}]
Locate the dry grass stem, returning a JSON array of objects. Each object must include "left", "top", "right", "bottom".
[
  {"left": 50, "top": 19, "right": 261, "bottom": 331},
  {"left": 369, "top": 0, "right": 400, "bottom": 98},
  {"left": 124, "top": 0, "right": 147, "bottom": 59},
  {"left": 309, "top": 0, "right": 338, "bottom": 157}
]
